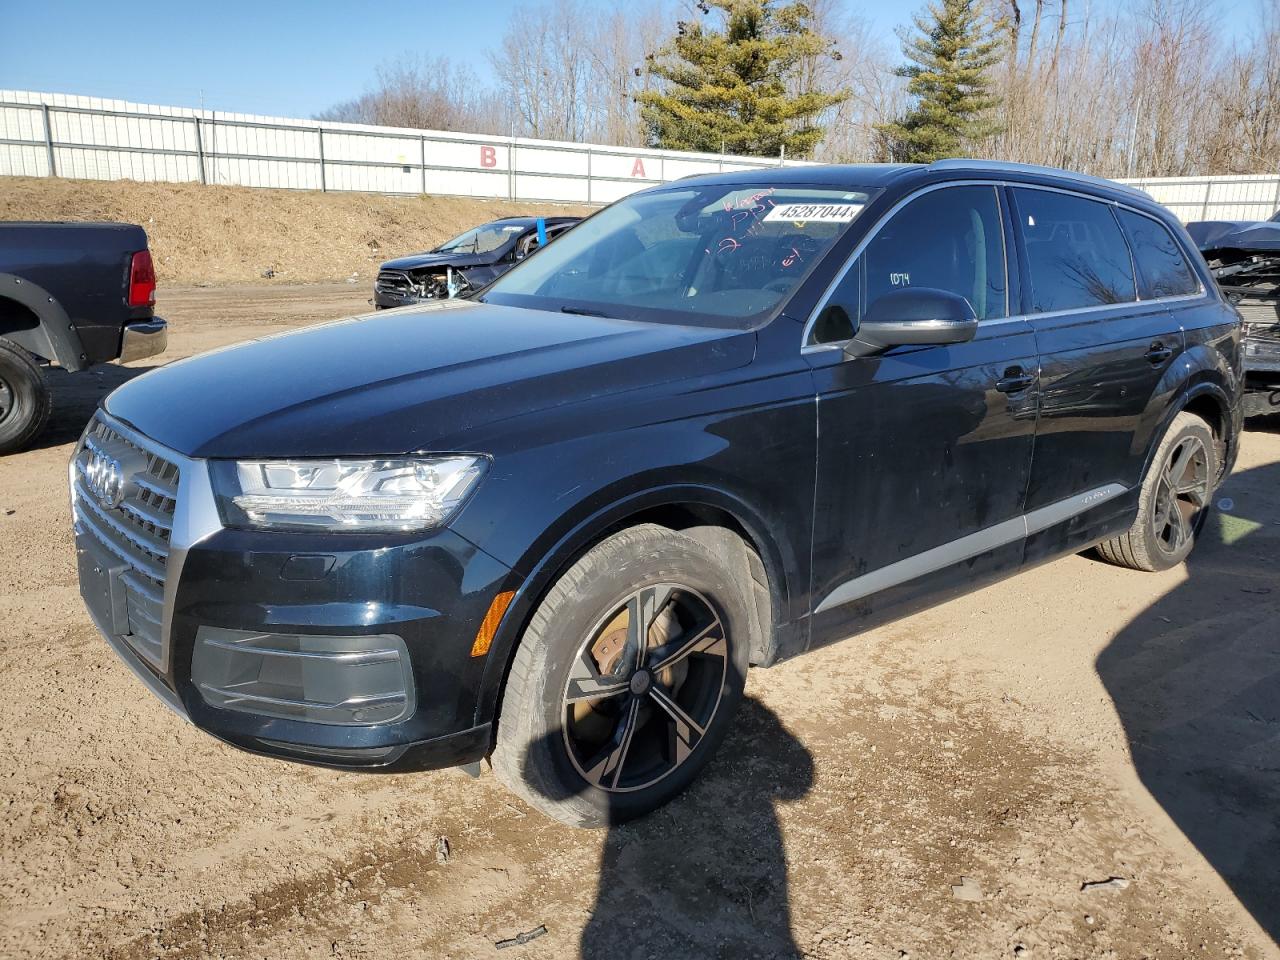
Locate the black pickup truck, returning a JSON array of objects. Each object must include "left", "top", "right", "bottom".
[{"left": 0, "top": 222, "right": 167, "bottom": 453}]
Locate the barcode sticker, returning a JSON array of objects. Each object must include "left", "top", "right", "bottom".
[{"left": 762, "top": 203, "right": 864, "bottom": 223}]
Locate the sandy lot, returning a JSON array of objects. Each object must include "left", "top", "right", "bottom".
[
  {"left": 0, "top": 178, "right": 591, "bottom": 286},
  {"left": 1, "top": 285, "right": 1277, "bottom": 960}
]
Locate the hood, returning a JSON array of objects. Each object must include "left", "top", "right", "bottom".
[
  {"left": 380, "top": 250, "right": 498, "bottom": 271},
  {"left": 1185, "top": 218, "right": 1280, "bottom": 254},
  {"left": 105, "top": 301, "right": 755, "bottom": 458}
]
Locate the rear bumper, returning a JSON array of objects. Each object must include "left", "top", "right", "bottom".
[{"left": 119, "top": 318, "right": 168, "bottom": 363}]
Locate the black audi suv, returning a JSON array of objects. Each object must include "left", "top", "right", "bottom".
[{"left": 72, "top": 161, "right": 1242, "bottom": 826}]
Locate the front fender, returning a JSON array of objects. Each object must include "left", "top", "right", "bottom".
[
  {"left": 0, "top": 273, "right": 89, "bottom": 371},
  {"left": 451, "top": 385, "right": 817, "bottom": 727},
  {"left": 465, "top": 476, "right": 800, "bottom": 731}
]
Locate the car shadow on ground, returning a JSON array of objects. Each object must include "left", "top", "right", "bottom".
[
  {"left": 525, "top": 697, "right": 814, "bottom": 958},
  {"left": 1095, "top": 441, "right": 1280, "bottom": 944},
  {"left": 31, "top": 362, "right": 155, "bottom": 451}
]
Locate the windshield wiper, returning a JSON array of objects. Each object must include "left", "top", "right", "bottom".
[{"left": 561, "top": 305, "right": 614, "bottom": 319}]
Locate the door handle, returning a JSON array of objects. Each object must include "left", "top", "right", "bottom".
[
  {"left": 1145, "top": 342, "right": 1173, "bottom": 364},
  {"left": 995, "top": 367, "right": 1035, "bottom": 393}
]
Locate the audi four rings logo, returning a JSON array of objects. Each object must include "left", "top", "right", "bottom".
[{"left": 84, "top": 448, "right": 126, "bottom": 508}]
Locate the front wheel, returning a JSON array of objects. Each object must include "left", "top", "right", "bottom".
[
  {"left": 491, "top": 525, "right": 753, "bottom": 827},
  {"left": 1096, "top": 411, "right": 1218, "bottom": 572}
]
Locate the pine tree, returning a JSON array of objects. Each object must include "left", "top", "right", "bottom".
[
  {"left": 637, "top": 0, "right": 848, "bottom": 159},
  {"left": 878, "top": 0, "right": 1005, "bottom": 163}
]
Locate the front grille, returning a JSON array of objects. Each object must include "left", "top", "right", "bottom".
[
  {"left": 72, "top": 414, "right": 180, "bottom": 668},
  {"left": 375, "top": 270, "right": 413, "bottom": 296}
]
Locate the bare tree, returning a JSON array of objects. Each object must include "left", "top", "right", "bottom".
[
  {"left": 316, "top": 0, "right": 1280, "bottom": 176},
  {"left": 317, "top": 55, "right": 509, "bottom": 134}
]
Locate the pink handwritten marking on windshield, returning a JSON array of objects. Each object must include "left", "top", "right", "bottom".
[
  {"left": 717, "top": 236, "right": 742, "bottom": 254},
  {"left": 782, "top": 247, "right": 802, "bottom": 268}
]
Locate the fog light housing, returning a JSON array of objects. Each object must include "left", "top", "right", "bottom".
[{"left": 192, "top": 627, "right": 415, "bottom": 725}]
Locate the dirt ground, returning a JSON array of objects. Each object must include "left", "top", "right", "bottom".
[
  {"left": 0, "top": 178, "right": 591, "bottom": 286},
  {"left": 1, "top": 284, "right": 1277, "bottom": 960}
]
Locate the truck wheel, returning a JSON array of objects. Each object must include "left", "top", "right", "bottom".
[
  {"left": 1095, "top": 412, "right": 1217, "bottom": 572},
  {"left": 492, "top": 524, "right": 754, "bottom": 828},
  {"left": 0, "top": 338, "right": 52, "bottom": 455}
]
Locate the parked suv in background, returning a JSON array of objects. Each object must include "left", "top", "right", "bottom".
[
  {"left": 0, "top": 222, "right": 166, "bottom": 452},
  {"left": 372, "top": 216, "right": 580, "bottom": 308},
  {"left": 72, "top": 161, "right": 1240, "bottom": 827}
]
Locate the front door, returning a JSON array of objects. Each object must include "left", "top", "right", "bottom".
[{"left": 803, "top": 184, "right": 1038, "bottom": 645}]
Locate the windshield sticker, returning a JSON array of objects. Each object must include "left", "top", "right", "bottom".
[{"left": 763, "top": 203, "right": 864, "bottom": 224}]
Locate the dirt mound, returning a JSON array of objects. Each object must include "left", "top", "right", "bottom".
[{"left": 0, "top": 176, "right": 591, "bottom": 286}]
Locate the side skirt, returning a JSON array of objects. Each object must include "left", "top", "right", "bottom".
[{"left": 814, "top": 483, "right": 1129, "bottom": 616}]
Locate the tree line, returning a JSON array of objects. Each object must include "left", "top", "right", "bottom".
[{"left": 318, "top": 0, "right": 1280, "bottom": 178}]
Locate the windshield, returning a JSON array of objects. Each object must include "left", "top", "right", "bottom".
[
  {"left": 480, "top": 184, "right": 875, "bottom": 326},
  {"left": 436, "top": 222, "right": 526, "bottom": 255}
]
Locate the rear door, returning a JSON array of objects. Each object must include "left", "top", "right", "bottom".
[
  {"left": 1010, "top": 186, "right": 1185, "bottom": 558},
  {"left": 804, "top": 183, "right": 1038, "bottom": 644}
]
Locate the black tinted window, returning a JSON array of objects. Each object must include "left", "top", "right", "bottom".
[
  {"left": 864, "top": 185, "right": 1008, "bottom": 322},
  {"left": 810, "top": 186, "right": 1007, "bottom": 345},
  {"left": 1014, "top": 189, "right": 1136, "bottom": 312},
  {"left": 1118, "top": 209, "right": 1200, "bottom": 298}
]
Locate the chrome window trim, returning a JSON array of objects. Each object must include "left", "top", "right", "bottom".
[{"left": 800, "top": 178, "right": 1211, "bottom": 356}]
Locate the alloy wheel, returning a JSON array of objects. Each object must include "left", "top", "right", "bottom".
[
  {"left": 1151, "top": 434, "right": 1210, "bottom": 555},
  {"left": 561, "top": 583, "right": 729, "bottom": 793}
]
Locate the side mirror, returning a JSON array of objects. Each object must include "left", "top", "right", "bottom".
[{"left": 845, "top": 287, "right": 978, "bottom": 357}]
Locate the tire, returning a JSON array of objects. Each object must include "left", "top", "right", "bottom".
[
  {"left": 0, "top": 338, "right": 52, "bottom": 455},
  {"left": 491, "top": 524, "right": 754, "bottom": 828},
  {"left": 1095, "top": 411, "right": 1218, "bottom": 572}
]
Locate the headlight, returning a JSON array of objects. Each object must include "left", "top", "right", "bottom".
[{"left": 210, "top": 456, "right": 487, "bottom": 532}]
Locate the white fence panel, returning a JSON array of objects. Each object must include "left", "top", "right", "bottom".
[
  {"left": 0, "top": 89, "right": 813, "bottom": 203},
  {"left": 3, "top": 89, "right": 1277, "bottom": 221},
  {"left": 1120, "top": 175, "right": 1280, "bottom": 222}
]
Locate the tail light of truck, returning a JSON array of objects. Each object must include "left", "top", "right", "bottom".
[{"left": 127, "top": 250, "right": 156, "bottom": 307}]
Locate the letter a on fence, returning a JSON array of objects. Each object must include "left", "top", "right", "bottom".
[{"left": 631, "top": 158, "right": 645, "bottom": 178}]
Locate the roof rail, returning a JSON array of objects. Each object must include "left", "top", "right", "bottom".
[{"left": 928, "top": 158, "right": 1150, "bottom": 200}]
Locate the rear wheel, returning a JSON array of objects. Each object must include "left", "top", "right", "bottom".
[
  {"left": 1096, "top": 411, "right": 1217, "bottom": 572},
  {"left": 0, "top": 338, "right": 51, "bottom": 455},
  {"left": 491, "top": 524, "right": 753, "bottom": 827}
]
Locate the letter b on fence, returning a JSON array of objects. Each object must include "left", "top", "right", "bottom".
[{"left": 480, "top": 145, "right": 497, "bottom": 168}]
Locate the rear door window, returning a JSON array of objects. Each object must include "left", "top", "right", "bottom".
[
  {"left": 1117, "top": 209, "right": 1201, "bottom": 299},
  {"left": 1013, "top": 188, "right": 1137, "bottom": 312}
]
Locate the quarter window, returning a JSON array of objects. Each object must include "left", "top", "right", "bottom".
[
  {"left": 1014, "top": 188, "right": 1137, "bottom": 312},
  {"left": 811, "top": 185, "right": 1007, "bottom": 344},
  {"left": 1117, "top": 209, "right": 1200, "bottom": 299}
]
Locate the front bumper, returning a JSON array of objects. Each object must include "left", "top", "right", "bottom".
[
  {"left": 72, "top": 413, "right": 517, "bottom": 772},
  {"left": 119, "top": 318, "right": 169, "bottom": 363},
  {"left": 372, "top": 290, "right": 429, "bottom": 310}
]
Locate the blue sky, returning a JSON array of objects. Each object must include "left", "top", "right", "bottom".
[
  {"left": 0, "top": 0, "right": 906, "bottom": 118},
  {"left": 0, "top": 0, "right": 1245, "bottom": 120}
]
